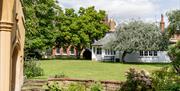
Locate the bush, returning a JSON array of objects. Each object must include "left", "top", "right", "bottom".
[
  {"left": 168, "top": 41, "right": 180, "bottom": 74},
  {"left": 90, "top": 82, "right": 103, "bottom": 91},
  {"left": 66, "top": 83, "right": 86, "bottom": 91},
  {"left": 53, "top": 72, "right": 68, "bottom": 78},
  {"left": 152, "top": 66, "right": 180, "bottom": 91},
  {"left": 119, "top": 68, "right": 153, "bottom": 91},
  {"left": 46, "top": 82, "right": 62, "bottom": 91},
  {"left": 24, "top": 60, "right": 44, "bottom": 78}
]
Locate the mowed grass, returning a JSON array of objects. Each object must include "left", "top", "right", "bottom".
[{"left": 36, "top": 60, "right": 168, "bottom": 81}]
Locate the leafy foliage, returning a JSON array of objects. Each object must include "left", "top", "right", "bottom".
[
  {"left": 23, "top": 0, "right": 62, "bottom": 59},
  {"left": 168, "top": 41, "right": 180, "bottom": 73},
  {"left": 46, "top": 82, "right": 104, "bottom": 91},
  {"left": 46, "top": 82, "right": 62, "bottom": 91},
  {"left": 55, "top": 6, "right": 109, "bottom": 58},
  {"left": 23, "top": 0, "right": 109, "bottom": 59},
  {"left": 152, "top": 66, "right": 180, "bottom": 91},
  {"left": 24, "top": 60, "right": 44, "bottom": 78},
  {"left": 119, "top": 68, "right": 153, "bottom": 91},
  {"left": 107, "top": 20, "right": 167, "bottom": 51},
  {"left": 66, "top": 83, "right": 86, "bottom": 91},
  {"left": 105, "top": 20, "right": 168, "bottom": 62},
  {"left": 90, "top": 82, "right": 103, "bottom": 91},
  {"left": 53, "top": 72, "right": 68, "bottom": 78},
  {"left": 166, "top": 10, "right": 180, "bottom": 37}
]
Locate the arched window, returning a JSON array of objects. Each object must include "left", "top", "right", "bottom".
[
  {"left": 63, "top": 48, "right": 67, "bottom": 54},
  {"left": 56, "top": 48, "right": 60, "bottom": 54},
  {"left": 70, "top": 47, "right": 74, "bottom": 55}
]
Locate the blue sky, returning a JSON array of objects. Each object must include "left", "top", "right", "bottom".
[{"left": 58, "top": 0, "right": 180, "bottom": 26}]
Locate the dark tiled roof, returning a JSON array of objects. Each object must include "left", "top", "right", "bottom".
[{"left": 92, "top": 32, "right": 115, "bottom": 46}]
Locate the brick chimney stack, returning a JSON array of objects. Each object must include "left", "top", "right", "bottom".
[{"left": 160, "top": 14, "right": 165, "bottom": 33}]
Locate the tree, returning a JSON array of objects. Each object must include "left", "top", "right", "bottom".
[
  {"left": 166, "top": 10, "right": 180, "bottom": 74},
  {"left": 55, "top": 6, "right": 109, "bottom": 58},
  {"left": 166, "top": 10, "right": 180, "bottom": 37},
  {"left": 168, "top": 41, "right": 180, "bottom": 73},
  {"left": 105, "top": 20, "right": 168, "bottom": 62},
  {"left": 23, "top": 0, "right": 62, "bottom": 59}
]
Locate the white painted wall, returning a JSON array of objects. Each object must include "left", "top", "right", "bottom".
[
  {"left": 116, "top": 51, "right": 171, "bottom": 63},
  {"left": 92, "top": 47, "right": 171, "bottom": 63}
]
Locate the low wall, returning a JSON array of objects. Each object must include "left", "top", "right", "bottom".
[{"left": 48, "top": 78, "right": 123, "bottom": 91}]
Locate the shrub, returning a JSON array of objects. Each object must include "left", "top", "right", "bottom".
[
  {"left": 66, "top": 83, "right": 86, "bottom": 91},
  {"left": 90, "top": 82, "right": 103, "bottom": 91},
  {"left": 24, "top": 60, "right": 44, "bottom": 78},
  {"left": 53, "top": 72, "right": 67, "bottom": 78},
  {"left": 152, "top": 66, "right": 180, "bottom": 91},
  {"left": 119, "top": 68, "right": 153, "bottom": 91},
  {"left": 46, "top": 82, "right": 62, "bottom": 91},
  {"left": 168, "top": 41, "right": 180, "bottom": 74}
]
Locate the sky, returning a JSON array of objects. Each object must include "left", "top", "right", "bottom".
[{"left": 57, "top": 0, "right": 180, "bottom": 26}]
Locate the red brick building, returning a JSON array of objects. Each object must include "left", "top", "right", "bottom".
[{"left": 52, "top": 16, "right": 116, "bottom": 58}]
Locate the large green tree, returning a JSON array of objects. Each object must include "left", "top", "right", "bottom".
[
  {"left": 105, "top": 20, "right": 168, "bottom": 62},
  {"left": 166, "top": 10, "right": 180, "bottom": 37},
  {"left": 168, "top": 41, "right": 180, "bottom": 74},
  {"left": 167, "top": 10, "right": 180, "bottom": 74},
  {"left": 55, "top": 6, "right": 109, "bottom": 58},
  {"left": 23, "top": 0, "right": 62, "bottom": 59},
  {"left": 24, "top": 0, "right": 108, "bottom": 59}
]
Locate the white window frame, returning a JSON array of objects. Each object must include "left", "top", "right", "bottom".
[
  {"left": 70, "top": 47, "right": 75, "bottom": 55},
  {"left": 105, "top": 49, "right": 116, "bottom": 55},
  {"left": 139, "top": 51, "right": 158, "bottom": 57},
  {"left": 56, "top": 48, "right": 60, "bottom": 54},
  {"left": 96, "top": 48, "right": 102, "bottom": 55}
]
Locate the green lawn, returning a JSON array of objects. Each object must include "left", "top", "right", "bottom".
[{"left": 36, "top": 60, "right": 168, "bottom": 81}]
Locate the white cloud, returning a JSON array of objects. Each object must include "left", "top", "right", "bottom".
[
  {"left": 58, "top": 0, "right": 179, "bottom": 26},
  {"left": 58, "top": 0, "right": 157, "bottom": 18}
]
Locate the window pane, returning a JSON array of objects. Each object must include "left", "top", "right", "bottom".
[
  {"left": 56, "top": 48, "right": 60, "bottom": 53},
  {"left": 70, "top": 47, "right": 74, "bottom": 54},
  {"left": 154, "top": 51, "right": 157, "bottom": 56},
  {"left": 111, "top": 50, "right": 113, "bottom": 55},
  {"left": 149, "top": 51, "right": 153, "bottom": 56},
  {"left": 93, "top": 47, "right": 95, "bottom": 53},
  {"left": 144, "top": 51, "right": 148, "bottom": 56},
  {"left": 63, "top": 48, "right": 66, "bottom": 54},
  {"left": 140, "top": 51, "right": 143, "bottom": 56},
  {"left": 97, "top": 48, "right": 102, "bottom": 55},
  {"left": 105, "top": 49, "right": 107, "bottom": 55}
]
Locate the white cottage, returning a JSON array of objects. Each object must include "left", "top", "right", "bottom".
[
  {"left": 91, "top": 32, "right": 171, "bottom": 63},
  {"left": 91, "top": 15, "right": 171, "bottom": 63},
  {"left": 92, "top": 32, "right": 117, "bottom": 61}
]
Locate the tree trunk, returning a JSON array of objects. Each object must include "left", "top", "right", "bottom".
[
  {"left": 76, "top": 45, "right": 83, "bottom": 59},
  {"left": 76, "top": 49, "right": 81, "bottom": 59},
  {"left": 122, "top": 51, "right": 127, "bottom": 63},
  {"left": 121, "top": 50, "right": 133, "bottom": 63}
]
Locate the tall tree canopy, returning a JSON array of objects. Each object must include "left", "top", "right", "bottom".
[
  {"left": 55, "top": 6, "right": 109, "bottom": 58},
  {"left": 167, "top": 10, "right": 180, "bottom": 74},
  {"left": 105, "top": 20, "right": 168, "bottom": 62},
  {"left": 23, "top": 0, "right": 63, "bottom": 59},
  {"left": 23, "top": 0, "right": 109, "bottom": 59},
  {"left": 166, "top": 10, "right": 180, "bottom": 37}
]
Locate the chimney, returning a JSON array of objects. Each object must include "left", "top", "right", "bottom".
[
  {"left": 109, "top": 19, "right": 116, "bottom": 32},
  {"left": 160, "top": 14, "right": 165, "bottom": 33}
]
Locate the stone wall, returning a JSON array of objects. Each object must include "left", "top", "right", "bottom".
[{"left": 48, "top": 78, "right": 123, "bottom": 91}]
